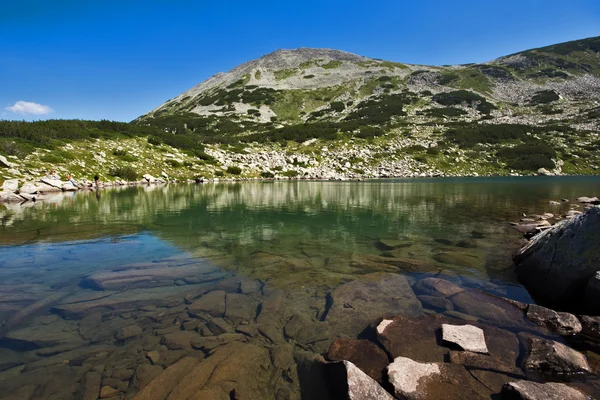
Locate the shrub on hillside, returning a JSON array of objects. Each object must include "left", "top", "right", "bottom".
[
  {"left": 226, "top": 166, "right": 242, "bottom": 175},
  {"left": 497, "top": 141, "right": 557, "bottom": 171},
  {"left": 109, "top": 166, "right": 138, "bottom": 181},
  {"left": 530, "top": 90, "right": 560, "bottom": 105}
]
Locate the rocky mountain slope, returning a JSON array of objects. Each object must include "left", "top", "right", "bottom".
[{"left": 1, "top": 37, "right": 599, "bottom": 184}]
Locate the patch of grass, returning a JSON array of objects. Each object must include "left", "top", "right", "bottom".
[
  {"left": 274, "top": 68, "right": 298, "bottom": 80},
  {"left": 165, "top": 159, "right": 182, "bottom": 168},
  {"left": 424, "top": 108, "right": 468, "bottom": 118},
  {"left": 530, "top": 90, "right": 560, "bottom": 105},
  {"left": 282, "top": 170, "right": 299, "bottom": 177},
  {"left": 254, "top": 70, "right": 262, "bottom": 80},
  {"left": 322, "top": 60, "right": 342, "bottom": 70}
]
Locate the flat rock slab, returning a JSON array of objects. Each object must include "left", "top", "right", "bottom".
[
  {"left": 442, "top": 324, "right": 488, "bottom": 353},
  {"left": 502, "top": 380, "right": 587, "bottom": 400},
  {"left": 225, "top": 293, "right": 259, "bottom": 324},
  {"left": 329, "top": 360, "right": 394, "bottom": 400},
  {"left": 188, "top": 290, "right": 226, "bottom": 318},
  {"left": 387, "top": 356, "right": 489, "bottom": 400},
  {"left": 328, "top": 339, "right": 389, "bottom": 383},
  {"left": 326, "top": 273, "right": 423, "bottom": 338}
]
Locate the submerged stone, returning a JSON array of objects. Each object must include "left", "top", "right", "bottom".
[
  {"left": 326, "top": 273, "right": 423, "bottom": 338},
  {"left": 327, "top": 339, "right": 389, "bottom": 383}
]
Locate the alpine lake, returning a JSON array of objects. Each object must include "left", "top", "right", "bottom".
[{"left": 1, "top": 176, "right": 600, "bottom": 399}]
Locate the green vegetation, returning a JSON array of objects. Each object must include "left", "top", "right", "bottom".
[
  {"left": 432, "top": 90, "right": 496, "bottom": 114},
  {"left": 424, "top": 108, "right": 468, "bottom": 118},
  {"left": 321, "top": 60, "right": 342, "bottom": 69},
  {"left": 226, "top": 165, "right": 242, "bottom": 175},
  {"left": 274, "top": 68, "right": 298, "bottom": 80},
  {"left": 345, "top": 92, "right": 418, "bottom": 125},
  {"left": 530, "top": 90, "right": 560, "bottom": 105},
  {"left": 109, "top": 166, "right": 138, "bottom": 181},
  {"left": 254, "top": 70, "right": 262, "bottom": 80},
  {"left": 497, "top": 141, "right": 556, "bottom": 171}
]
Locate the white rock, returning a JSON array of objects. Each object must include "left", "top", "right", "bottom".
[
  {"left": 442, "top": 324, "right": 488, "bottom": 354},
  {"left": 376, "top": 319, "right": 393, "bottom": 335},
  {"left": 0, "top": 155, "right": 16, "bottom": 168},
  {"left": 1, "top": 179, "right": 19, "bottom": 192},
  {"left": 387, "top": 357, "right": 440, "bottom": 397},
  {"left": 340, "top": 361, "right": 394, "bottom": 400}
]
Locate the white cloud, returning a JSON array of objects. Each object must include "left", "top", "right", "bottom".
[{"left": 5, "top": 101, "right": 54, "bottom": 115}]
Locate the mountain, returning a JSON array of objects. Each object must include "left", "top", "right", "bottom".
[
  {"left": 1, "top": 38, "right": 599, "bottom": 186},
  {"left": 138, "top": 37, "right": 600, "bottom": 125}
]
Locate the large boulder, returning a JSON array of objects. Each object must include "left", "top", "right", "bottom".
[{"left": 514, "top": 206, "right": 600, "bottom": 312}]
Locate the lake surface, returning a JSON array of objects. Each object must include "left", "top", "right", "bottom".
[{"left": 1, "top": 177, "right": 599, "bottom": 399}]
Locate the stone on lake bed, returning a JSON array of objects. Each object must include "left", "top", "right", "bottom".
[
  {"left": 442, "top": 324, "right": 488, "bottom": 353},
  {"left": 188, "top": 290, "right": 226, "bottom": 318},
  {"left": 115, "top": 324, "right": 143, "bottom": 341},
  {"left": 325, "top": 273, "right": 423, "bottom": 338},
  {"left": 327, "top": 339, "right": 390, "bottom": 383}
]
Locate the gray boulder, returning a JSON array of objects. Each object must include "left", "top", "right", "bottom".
[{"left": 514, "top": 206, "right": 600, "bottom": 311}]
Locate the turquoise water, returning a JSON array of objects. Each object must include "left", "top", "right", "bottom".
[{"left": 0, "top": 177, "right": 599, "bottom": 398}]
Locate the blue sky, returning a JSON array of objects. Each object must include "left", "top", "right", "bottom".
[{"left": 1, "top": 0, "right": 599, "bottom": 122}]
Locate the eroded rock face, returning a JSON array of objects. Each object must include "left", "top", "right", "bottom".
[
  {"left": 501, "top": 380, "right": 587, "bottom": 400},
  {"left": 579, "top": 315, "right": 600, "bottom": 340},
  {"left": 514, "top": 206, "right": 600, "bottom": 312},
  {"left": 525, "top": 304, "right": 582, "bottom": 335},
  {"left": 524, "top": 338, "right": 591, "bottom": 376},
  {"left": 325, "top": 273, "right": 423, "bottom": 338},
  {"left": 327, "top": 339, "right": 389, "bottom": 383}
]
